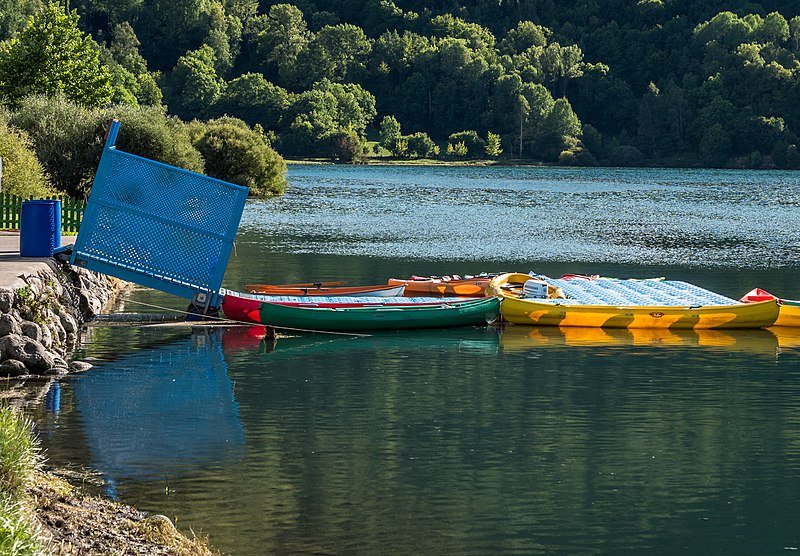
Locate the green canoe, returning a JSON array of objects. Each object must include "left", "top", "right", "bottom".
[{"left": 258, "top": 297, "right": 501, "bottom": 331}]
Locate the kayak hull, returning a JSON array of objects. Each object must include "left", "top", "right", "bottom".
[
  {"left": 388, "top": 277, "right": 490, "bottom": 297},
  {"left": 775, "top": 303, "right": 800, "bottom": 327},
  {"left": 739, "top": 289, "right": 800, "bottom": 328},
  {"left": 222, "top": 292, "right": 500, "bottom": 331},
  {"left": 245, "top": 284, "right": 406, "bottom": 297},
  {"left": 500, "top": 297, "right": 779, "bottom": 330}
]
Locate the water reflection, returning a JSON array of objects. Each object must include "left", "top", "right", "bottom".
[
  {"left": 498, "top": 325, "right": 786, "bottom": 357},
  {"left": 70, "top": 330, "right": 244, "bottom": 495}
]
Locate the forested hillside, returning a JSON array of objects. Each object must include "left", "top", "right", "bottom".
[{"left": 2, "top": 0, "right": 800, "bottom": 168}]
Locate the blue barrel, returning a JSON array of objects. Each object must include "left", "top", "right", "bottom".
[{"left": 20, "top": 199, "right": 61, "bottom": 257}]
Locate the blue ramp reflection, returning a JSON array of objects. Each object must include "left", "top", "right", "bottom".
[{"left": 73, "top": 330, "right": 244, "bottom": 484}]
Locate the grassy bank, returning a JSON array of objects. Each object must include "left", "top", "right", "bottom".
[{"left": 0, "top": 405, "right": 216, "bottom": 555}]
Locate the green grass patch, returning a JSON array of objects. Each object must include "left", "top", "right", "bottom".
[
  {"left": 0, "top": 407, "right": 39, "bottom": 497},
  {"left": 0, "top": 495, "right": 40, "bottom": 555},
  {"left": 0, "top": 407, "right": 42, "bottom": 555}
]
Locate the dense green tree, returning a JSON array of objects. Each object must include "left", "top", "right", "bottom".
[
  {"left": 378, "top": 115, "right": 402, "bottom": 149},
  {"left": 193, "top": 117, "right": 287, "bottom": 195},
  {"left": 214, "top": 73, "right": 289, "bottom": 130},
  {"left": 0, "top": 3, "right": 113, "bottom": 108},
  {"left": 247, "top": 4, "right": 310, "bottom": 88},
  {"left": 304, "top": 24, "right": 372, "bottom": 83},
  {"left": 169, "top": 45, "right": 224, "bottom": 119},
  {"left": 280, "top": 79, "right": 376, "bottom": 155},
  {"left": 10, "top": 0, "right": 800, "bottom": 167}
]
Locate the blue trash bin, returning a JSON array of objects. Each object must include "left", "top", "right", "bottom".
[{"left": 20, "top": 199, "right": 61, "bottom": 257}]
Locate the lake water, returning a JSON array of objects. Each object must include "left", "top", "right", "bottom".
[{"left": 34, "top": 165, "right": 800, "bottom": 554}]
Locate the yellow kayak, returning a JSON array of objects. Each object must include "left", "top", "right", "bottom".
[
  {"left": 490, "top": 273, "right": 779, "bottom": 330},
  {"left": 739, "top": 289, "right": 800, "bottom": 328},
  {"left": 775, "top": 304, "right": 800, "bottom": 328}
]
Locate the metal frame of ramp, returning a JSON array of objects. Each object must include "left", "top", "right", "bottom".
[{"left": 70, "top": 121, "right": 249, "bottom": 312}]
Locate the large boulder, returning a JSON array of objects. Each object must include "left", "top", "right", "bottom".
[
  {"left": 0, "top": 334, "right": 55, "bottom": 374},
  {"left": 0, "top": 290, "right": 13, "bottom": 313},
  {"left": 0, "top": 359, "right": 27, "bottom": 377},
  {"left": 0, "top": 314, "right": 21, "bottom": 337},
  {"left": 20, "top": 321, "right": 42, "bottom": 343}
]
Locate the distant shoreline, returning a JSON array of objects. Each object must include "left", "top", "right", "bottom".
[{"left": 286, "top": 157, "right": 547, "bottom": 167}]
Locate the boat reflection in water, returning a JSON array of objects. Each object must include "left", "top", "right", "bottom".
[
  {"left": 220, "top": 324, "right": 501, "bottom": 357},
  {"left": 72, "top": 330, "right": 245, "bottom": 496},
  {"left": 498, "top": 324, "right": 789, "bottom": 356}
]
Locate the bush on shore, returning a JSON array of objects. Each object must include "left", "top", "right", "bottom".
[
  {"left": 193, "top": 117, "right": 287, "bottom": 196},
  {"left": 0, "top": 114, "right": 53, "bottom": 198}
]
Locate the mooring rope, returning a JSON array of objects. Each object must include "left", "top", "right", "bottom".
[{"left": 101, "top": 297, "right": 373, "bottom": 338}]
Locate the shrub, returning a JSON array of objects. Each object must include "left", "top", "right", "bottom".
[
  {"left": 446, "top": 141, "right": 468, "bottom": 157},
  {"left": 102, "top": 104, "right": 204, "bottom": 173},
  {"left": 10, "top": 95, "right": 102, "bottom": 197},
  {"left": 194, "top": 117, "right": 287, "bottom": 196},
  {"left": 558, "top": 148, "right": 598, "bottom": 166},
  {"left": 405, "top": 132, "right": 439, "bottom": 158},
  {"left": 447, "top": 130, "right": 485, "bottom": 158},
  {"left": 12, "top": 96, "right": 205, "bottom": 197},
  {"left": 0, "top": 116, "right": 53, "bottom": 197},
  {"left": 323, "top": 129, "right": 365, "bottom": 163}
]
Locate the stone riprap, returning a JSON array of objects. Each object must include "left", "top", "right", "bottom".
[{"left": 0, "top": 233, "right": 122, "bottom": 378}]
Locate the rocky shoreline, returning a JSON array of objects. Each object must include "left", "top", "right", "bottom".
[
  {"left": 0, "top": 259, "right": 218, "bottom": 555},
  {"left": 0, "top": 262, "right": 122, "bottom": 379}
]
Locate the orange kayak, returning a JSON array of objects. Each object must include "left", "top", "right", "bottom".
[
  {"left": 388, "top": 276, "right": 492, "bottom": 297},
  {"left": 245, "top": 283, "right": 406, "bottom": 297}
]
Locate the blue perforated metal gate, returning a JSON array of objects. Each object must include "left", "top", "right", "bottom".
[{"left": 71, "top": 121, "right": 248, "bottom": 308}]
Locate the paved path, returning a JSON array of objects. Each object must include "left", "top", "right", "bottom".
[{"left": 0, "top": 232, "right": 73, "bottom": 290}]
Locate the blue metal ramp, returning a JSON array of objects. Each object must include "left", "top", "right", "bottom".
[{"left": 70, "top": 121, "right": 248, "bottom": 309}]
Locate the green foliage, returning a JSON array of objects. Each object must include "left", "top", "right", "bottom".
[
  {"left": 0, "top": 0, "right": 42, "bottom": 39},
  {"left": 446, "top": 141, "right": 468, "bottom": 157},
  {"left": 558, "top": 148, "right": 598, "bottom": 166},
  {"left": 447, "top": 130, "right": 485, "bottom": 158},
  {"left": 485, "top": 132, "right": 502, "bottom": 158},
  {"left": 378, "top": 115, "right": 402, "bottom": 149},
  {"left": 6, "top": 0, "right": 800, "bottom": 167},
  {"left": 0, "top": 495, "right": 41, "bottom": 556},
  {"left": 610, "top": 145, "right": 645, "bottom": 167},
  {"left": 193, "top": 117, "right": 287, "bottom": 195},
  {"left": 405, "top": 132, "right": 438, "bottom": 158},
  {"left": 169, "top": 45, "right": 224, "bottom": 119},
  {"left": 390, "top": 135, "right": 408, "bottom": 157},
  {"left": 281, "top": 79, "right": 376, "bottom": 155},
  {"left": 700, "top": 123, "right": 732, "bottom": 166},
  {"left": 0, "top": 3, "right": 113, "bottom": 108},
  {"left": 103, "top": 105, "right": 205, "bottom": 174},
  {"left": 0, "top": 407, "right": 39, "bottom": 497},
  {"left": 10, "top": 96, "right": 103, "bottom": 197},
  {"left": 323, "top": 128, "right": 365, "bottom": 162},
  {"left": 11, "top": 96, "right": 204, "bottom": 197},
  {"left": 215, "top": 73, "right": 289, "bottom": 130},
  {"left": 0, "top": 116, "right": 53, "bottom": 197}
]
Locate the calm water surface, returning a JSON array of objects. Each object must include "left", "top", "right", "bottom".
[{"left": 35, "top": 166, "right": 800, "bottom": 554}]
